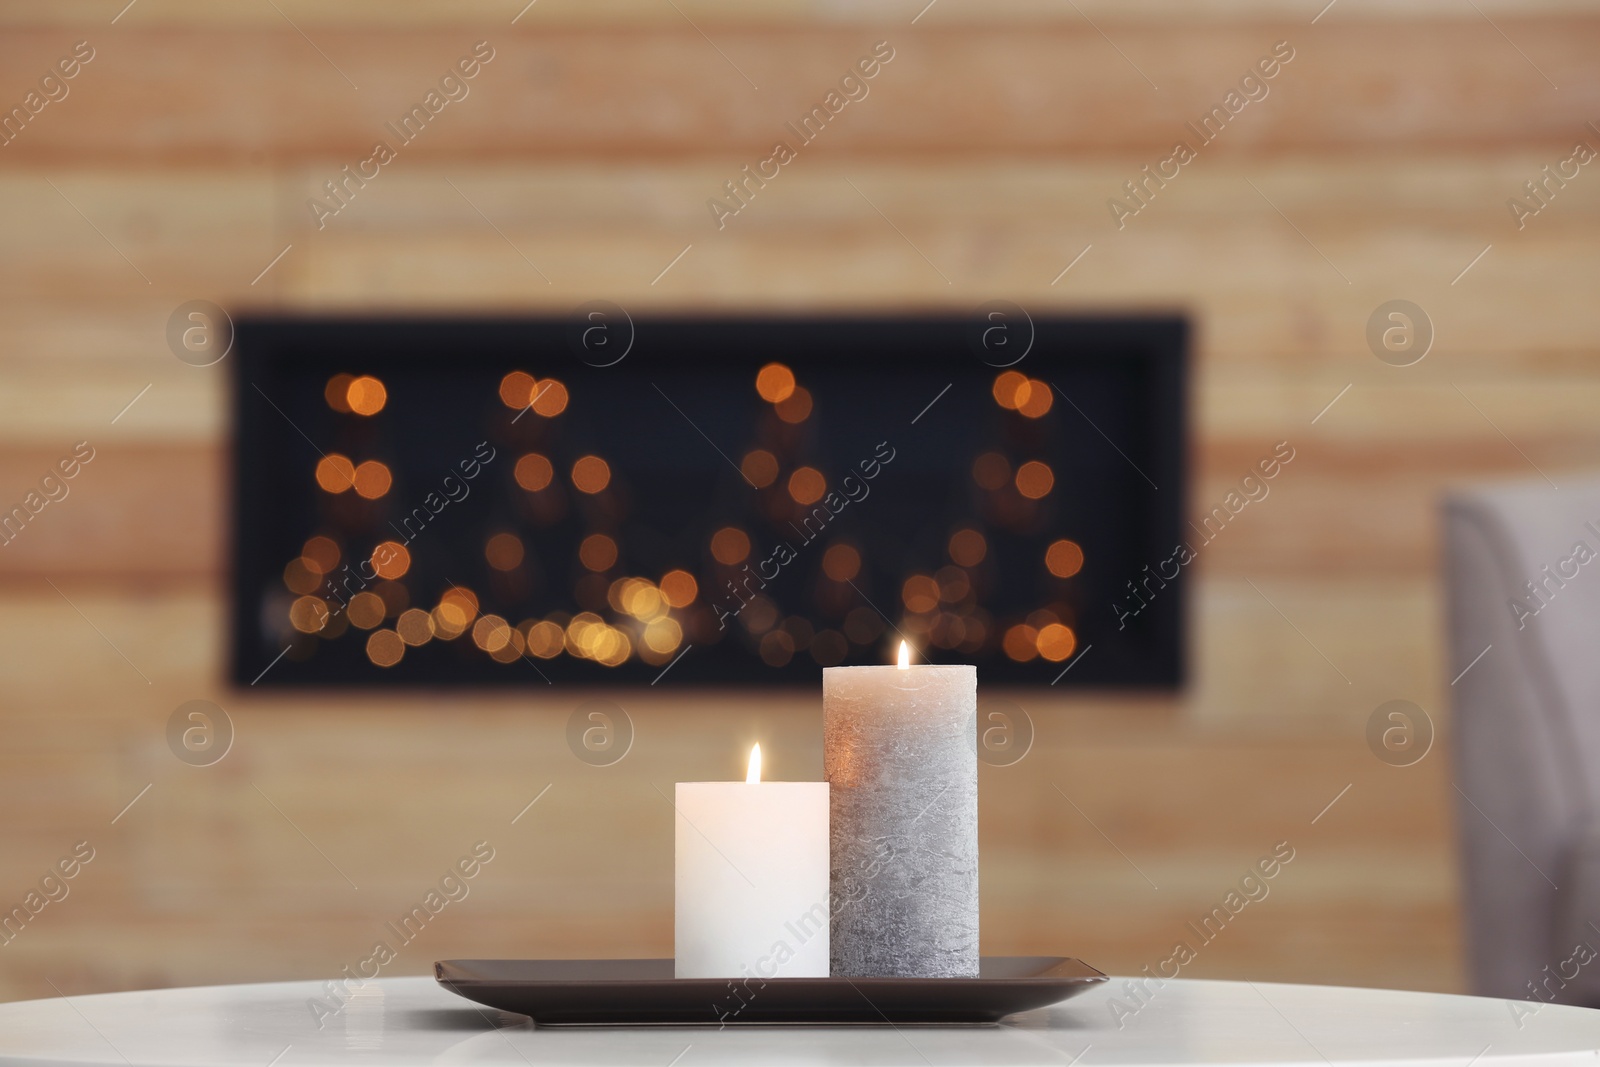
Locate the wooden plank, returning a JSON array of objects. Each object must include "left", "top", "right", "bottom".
[
  {"left": 0, "top": 21, "right": 1594, "bottom": 164},
  {"left": 0, "top": 0, "right": 1587, "bottom": 28},
  {"left": 0, "top": 682, "right": 1459, "bottom": 1001},
  {"left": 3, "top": 159, "right": 1599, "bottom": 363}
]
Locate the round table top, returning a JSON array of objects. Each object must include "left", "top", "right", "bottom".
[{"left": 1, "top": 974, "right": 1596, "bottom": 1066}]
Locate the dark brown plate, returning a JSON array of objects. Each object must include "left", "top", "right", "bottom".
[{"left": 435, "top": 956, "right": 1106, "bottom": 1027}]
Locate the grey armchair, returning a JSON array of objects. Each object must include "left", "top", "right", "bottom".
[{"left": 1444, "top": 478, "right": 1600, "bottom": 1006}]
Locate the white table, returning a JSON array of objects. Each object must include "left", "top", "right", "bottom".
[{"left": 1, "top": 975, "right": 1596, "bottom": 1066}]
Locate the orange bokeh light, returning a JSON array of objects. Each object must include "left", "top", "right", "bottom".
[
  {"left": 1002, "top": 623, "right": 1040, "bottom": 662},
  {"left": 432, "top": 587, "right": 480, "bottom": 639},
  {"left": 346, "top": 591, "right": 386, "bottom": 629},
  {"left": 756, "top": 363, "right": 796, "bottom": 403},
  {"left": 710, "top": 527, "right": 751, "bottom": 565},
  {"left": 972, "top": 452, "right": 1011, "bottom": 491},
  {"left": 353, "top": 460, "right": 392, "bottom": 499},
  {"left": 902, "top": 575, "right": 941, "bottom": 614},
  {"left": 571, "top": 455, "right": 611, "bottom": 494},
  {"left": 515, "top": 453, "right": 553, "bottom": 492},
  {"left": 499, "top": 371, "right": 537, "bottom": 409},
  {"left": 948, "top": 528, "right": 987, "bottom": 567},
  {"left": 775, "top": 387, "right": 813, "bottom": 424},
  {"left": 366, "top": 629, "right": 405, "bottom": 667},
  {"left": 1015, "top": 460, "right": 1055, "bottom": 499},
  {"left": 1017, "top": 380, "right": 1053, "bottom": 418},
  {"left": 283, "top": 558, "right": 321, "bottom": 595},
  {"left": 532, "top": 378, "right": 568, "bottom": 417},
  {"left": 822, "top": 543, "right": 861, "bottom": 583},
  {"left": 1046, "top": 539, "right": 1085, "bottom": 578},
  {"left": 1036, "top": 622, "right": 1077, "bottom": 661},
  {"left": 315, "top": 454, "right": 356, "bottom": 493},
  {"left": 346, "top": 376, "right": 387, "bottom": 416},
  {"left": 741, "top": 449, "right": 779, "bottom": 488},
  {"left": 525, "top": 619, "right": 565, "bottom": 658},
  {"left": 992, "top": 371, "right": 1029, "bottom": 411},
  {"left": 302, "top": 536, "right": 340, "bottom": 574},
  {"left": 788, "top": 466, "right": 826, "bottom": 505},
  {"left": 486, "top": 532, "right": 524, "bottom": 571},
  {"left": 324, "top": 374, "right": 354, "bottom": 414},
  {"left": 579, "top": 533, "right": 618, "bottom": 571},
  {"left": 397, "top": 608, "right": 434, "bottom": 646},
  {"left": 289, "top": 595, "right": 329, "bottom": 633},
  {"left": 659, "top": 569, "right": 698, "bottom": 608},
  {"left": 371, "top": 540, "right": 410, "bottom": 580}
]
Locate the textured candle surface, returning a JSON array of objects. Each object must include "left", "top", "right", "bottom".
[{"left": 823, "top": 664, "right": 978, "bottom": 977}]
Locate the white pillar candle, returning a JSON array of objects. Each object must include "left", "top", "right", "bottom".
[
  {"left": 674, "top": 745, "right": 830, "bottom": 979},
  {"left": 824, "top": 642, "right": 978, "bottom": 977}
]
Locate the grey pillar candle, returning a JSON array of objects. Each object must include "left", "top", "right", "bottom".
[{"left": 823, "top": 653, "right": 978, "bottom": 977}]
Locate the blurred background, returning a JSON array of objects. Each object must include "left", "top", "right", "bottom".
[{"left": 2, "top": 0, "right": 1598, "bottom": 1005}]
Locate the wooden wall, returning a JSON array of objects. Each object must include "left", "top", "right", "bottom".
[{"left": 3, "top": 0, "right": 1597, "bottom": 1005}]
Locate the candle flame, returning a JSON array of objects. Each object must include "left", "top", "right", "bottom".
[
  {"left": 897, "top": 641, "right": 911, "bottom": 670},
  {"left": 746, "top": 743, "right": 762, "bottom": 783}
]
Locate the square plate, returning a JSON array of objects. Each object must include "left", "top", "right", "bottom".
[{"left": 435, "top": 957, "right": 1107, "bottom": 1027}]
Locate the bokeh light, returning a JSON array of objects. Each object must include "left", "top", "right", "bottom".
[
  {"left": 515, "top": 453, "right": 554, "bottom": 492},
  {"left": 948, "top": 528, "right": 988, "bottom": 567},
  {"left": 433, "top": 587, "right": 480, "bottom": 639},
  {"left": 972, "top": 452, "right": 1011, "bottom": 491},
  {"left": 1046, "top": 539, "right": 1085, "bottom": 578},
  {"left": 1017, "top": 379, "right": 1053, "bottom": 418},
  {"left": 485, "top": 532, "right": 525, "bottom": 571},
  {"left": 643, "top": 616, "right": 684, "bottom": 654},
  {"left": 352, "top": 460, "right": 392, "bottom": 499},
  {"left": 579, "top": 533, "right": 618, "bottom": 571},
  {"left": 1002, "top": 623, "right": 1040, "bottom": 662},
  {"left": 288, "top": 595, "right": 329, "bottom": 633},
  {"left": 371, "top": 540, "right": 410, "bottom": 580},
  {"left": 525, "top": 619, "right": 565, "bottom": 658},
  {"left": 756, "top": 363, "right": 796, "bottom": 403},
  {"left": 346, "top": 376, "right": 387, "bottom": 416},
  {"left": 472, "top": 614, "right": 514, "bottom": 653},
  {"left": 324, "top": 374, "right": 354, "bottom": 413},
  {"left": 741, "top": 449, "right": 779, "bottom": 488},
  {"left": 788, "top": 467, "right": 826, "bottom": 505},
  {"left": 315, "top": 454, "right": 356, "bottom": 493},
  {"left": 993, "top": 371, "right": 1029, "bottom": 410},
  {"left": 710, "top": 527, "right": 750, "bottom": 565},
  {"left": 499, "top": 371, "right": 537, "bottom": 409},
  {"left": 760, "top": 630, "right": 795, "bottom": 667},
  {"left": 347, "top": 591, "right": 386, "bottom": 629},
  {"left": 1015, "top": 460, "right": 1055, "bottom": 499},
  {"left": 302, "top": 536, "right": 340, "bottom": 574},
  {"left": 902, "top": 575, "right": 941, "bottom": 614},
  {"left": 366, "top": 629, "right": 404, "bottom": 667},
  {"left": 397, "top": 608, "right": 434, "bottom": 646},
  {"left": 532, "top": 378, "right": 568, "bottom": 417},
  {"left": 659, "top": 569, "right": 698, "bottom": 608},
  {"left": 775, "top": 387, "right": 813, "bottom": 424},
  {"left": 1036, "top": 622, "right": 1077, "bottom": 661},
  {"left": 283, "top": 558, "right": 321, "bottom": 595},
  {"left": 822, "top": 543, "right": 861, "bottom": 583},
  {"left": 571, "top": 455, "right": 611, "bottom": 494}
]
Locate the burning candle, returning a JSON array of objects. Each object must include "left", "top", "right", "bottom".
[
  {"left": 674, "top": 744, "right": 830, "bottom": 979},
  {"left": 824, "top": 641, "right": 978, "bottom": 977}
]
